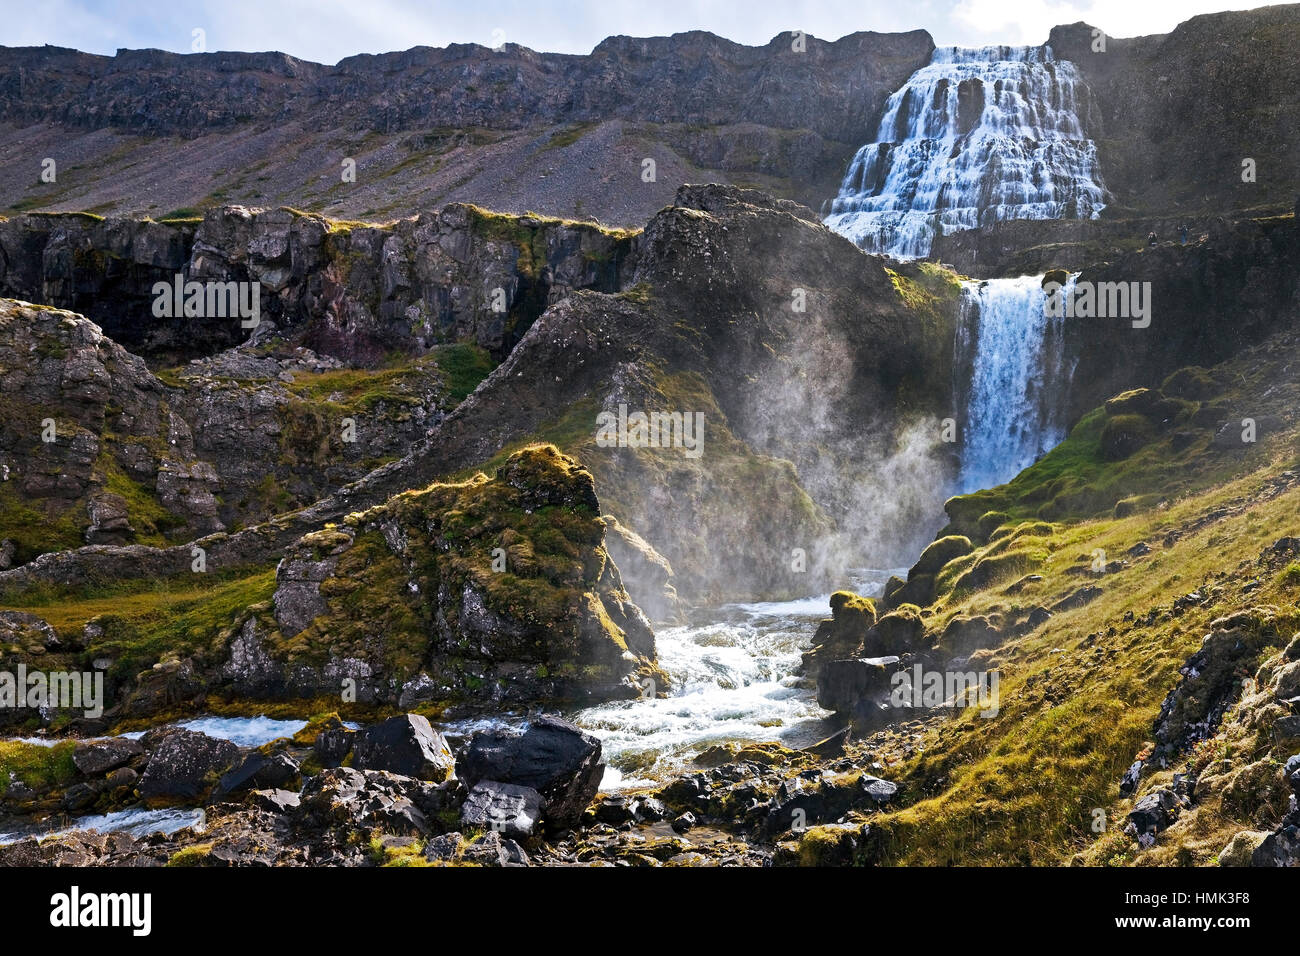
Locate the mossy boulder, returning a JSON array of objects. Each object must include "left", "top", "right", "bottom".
[
  {"left": 1104, "top": 388, "right": 1162, "bottom": 419},
  {"left": 801, "top": 590, "right": 877, "bottom": 678},
  {"left": 231, "top": 444, "right": 662, "bottom": 710},
  {"left": 865, "top": 605, "right": 926, "bottom": 655},
  {"left": 1161, "top": 366, "right": 1221, "bottom": 401},
  {"left": 909, "top": 535, "right": 973, "bottom": 579},
  {"left": 952, "top": 549, "right": 1040, "bottom": 596},
  {"left": 1100, "top": 413, "right": 1157, "bottom": 460},
  {"left": 976, "top": 510, "right": 1010, "bottom": 539}
]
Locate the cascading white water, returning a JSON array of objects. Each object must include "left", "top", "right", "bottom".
[
  {"left": 824, "top": 44, "right": 1106, "bottom": 259},
  {"left": 955, "top": 274, "right": 1073, "bottom": 492}
]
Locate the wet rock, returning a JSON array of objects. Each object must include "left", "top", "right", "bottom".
[
  {"left": 72, "top": 737, "right": 144, "bottom": 776},
  {"left": 816, "top": 656, "right": 902, "bottom": 729},
  {"left": 460, "top": 780, "right": 543, "bottom": 840},
  {"left": 313, "top": 724, "right": 354, "bottom": 769},
  {"left": 351, "top": 714, "right": 455, "bottom": 782},
  {"left": 457, "top": 716, "right": 603, "bottom": 829},
  {"left": 298, "top": 767, "right": 428, "bottom": 834},
  {"left": 671, "top": 811, "right": 697, "bottom": 834},
  {"left": 138, "top": 729, "right": 239, "bottom": 802},
  {"left": 104, "top": 767, "right": 139, "bottom": 790},
  {"left": 214, "top": 751, "right": 300, "bottom": 798},
  {"left": 250, "top": 788, "right": 301, "bottom": 813},
  {"left": 634, "top": 797, "right": 669, "bottom": 822},
  {"left": 462, "top": 830, "right": 530, "bottom": 867},
  {"left": 61, "top": 782, "right": 99, "bottom": 811},
  {"left": 802, "top": 727, "right": 850, "bottom": 759},
  {"left": 594, "top": 794, "right": 635, "bottom": 825}
]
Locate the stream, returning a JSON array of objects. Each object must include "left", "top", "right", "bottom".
[{"left": 0, "top": 570, "right": 898, "bottom": 845}]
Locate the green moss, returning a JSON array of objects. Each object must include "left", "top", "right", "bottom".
[
  {"left": 0, "top": 483, "right": 86, "bottom": 563},
  {"left": 99, "top": 454, "right": 186, "bottom": 544},
  {"left": 432, "top": 344, "right": 496, "bottom": 403},
  {"left": 0, "top": 740, "right": 78, "bottom": 797},
  {"left": 1100, "top": 413, "right": 1157, "bottom": 461},
  {"left": 1161, "top": 366, "right": 1220, "bottom": 400},
  {"left": 2, "top": 568, "right": 277, "bottom": 682},
  {"left": 165, "top": 844, "right": 215, "bottom": 866}
]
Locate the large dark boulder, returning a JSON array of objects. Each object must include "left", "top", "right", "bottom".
[
  {"left": 457, "top": 716, "right": 603, "bottom": 829},
  {"left": 816, "top": 656, "right": 902, "bottom": 715},
  {"left": 351, "top": 714, "right": 456, "bottom": 782},
  {"left": 213, "top": 751, "right": 300, "bottom": 798},
  {"left": 138, "top": 729, "right": 239, "bottom": 802}
]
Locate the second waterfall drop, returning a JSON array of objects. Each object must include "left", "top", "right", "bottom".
[{"left": 954, "top": 274, "right": 1074, "bottom": 493}]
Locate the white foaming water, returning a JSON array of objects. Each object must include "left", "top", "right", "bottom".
[
  {"left": 6, "top": 715, "right": 312, "bottom": 750},
  {"left": 572, "top": 569, "right": 899, "bottom": 790},
  {"left": 116, "top": 715, "right": 310, "bottom": 748},
  {"left": 0, "top": 807, "right": 204, "bottom": 847},
  {"left": 175, "top": 716, "right": 308, "bottom": 747},
  {"left": 955, "top": 273, "right": 1073, "bottom": 492},
  {"left": 825, "top": 44, "right": 1106, "bottom": 258}
]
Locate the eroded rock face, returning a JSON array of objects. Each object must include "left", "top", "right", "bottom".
[
  {"left": 0, "top": 204, "right": 628, "bottom": 365},
  {"left": 0, "top": 298, "right": 474, "bottom": 564}
]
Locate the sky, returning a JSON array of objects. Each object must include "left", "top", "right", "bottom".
[{"left": 0, "top": 0, "right": 1276, "bottom": 63}]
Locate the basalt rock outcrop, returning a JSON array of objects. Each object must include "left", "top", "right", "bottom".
[{"left": 0, "top": 204, "right": 629, "bottom": 364}]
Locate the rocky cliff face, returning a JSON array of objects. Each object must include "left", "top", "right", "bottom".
[
  {"left": 0, "top": 204, "right": 629, "bottom": 364},
  {"left": 0, "top": 31, "right": 934, "bottom": 225},
  {"left": 1048, "top": 7, "right": 1300, "bottom": 221},
  {"left": 0, "top": 299, "right": 488, "bottom": 564},
  {"left": 1064, "top": 212, "right": 1300, "bottom": 424}
]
